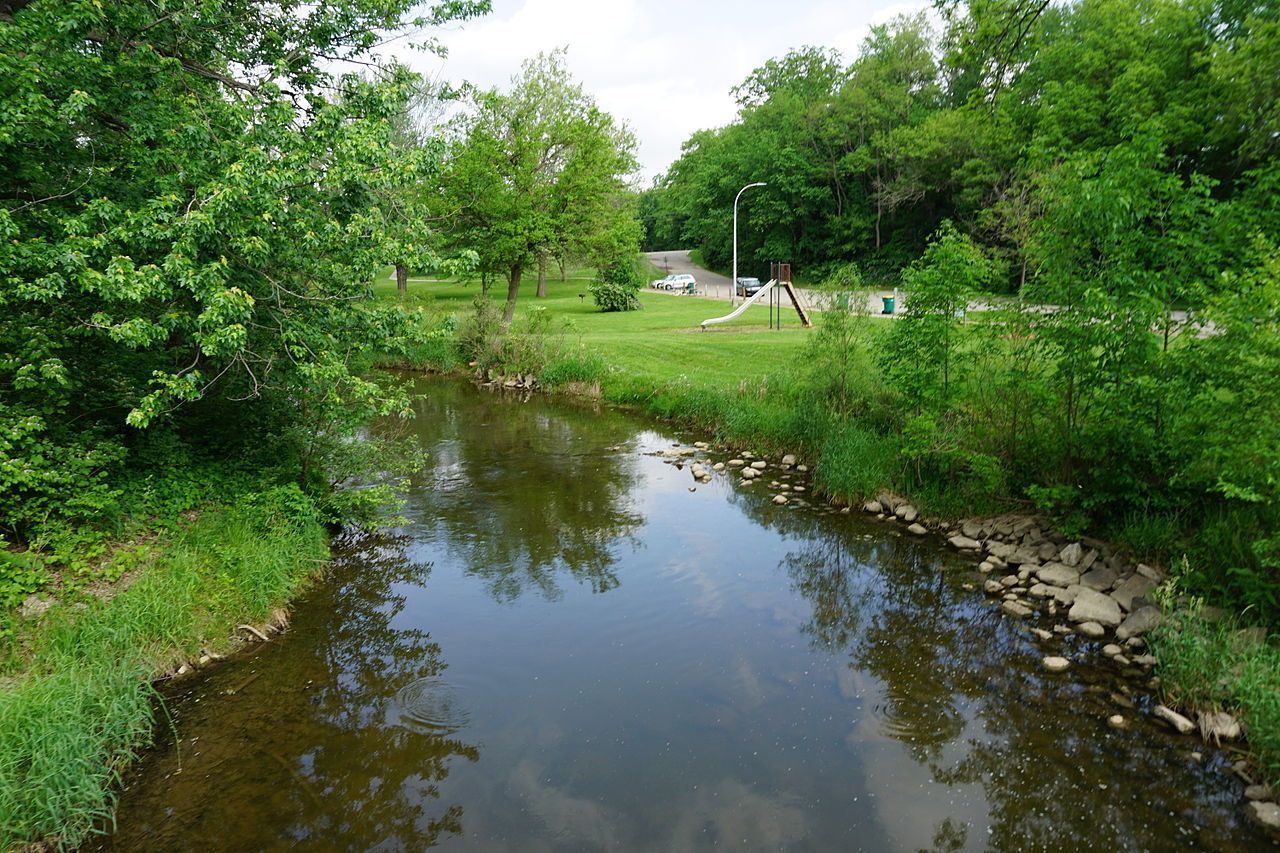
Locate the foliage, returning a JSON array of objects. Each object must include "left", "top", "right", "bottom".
[
  {"left": 434, "top": 50, "right": 641, "bottom": 322},
  {"left": 0, "top": 0, "right": 489, "bottom": 546},
  {"left": 0, "top": 491, "right": 328, "bottom": 848},
  {"left": 880, "top": 221, "right": 997, "bottom": 409}
]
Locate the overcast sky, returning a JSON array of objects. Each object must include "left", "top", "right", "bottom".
[{"left": 391, "top": 0, "right": 928, "bottom": 183}]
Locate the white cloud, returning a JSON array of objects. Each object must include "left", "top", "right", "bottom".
[{"left": 390, "top": 0, "right": 929, "bottom": 180}]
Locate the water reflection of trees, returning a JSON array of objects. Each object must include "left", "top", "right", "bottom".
[
  {"left": 742, "top": 496, "right": 1263, "bottom": 851},
  {"left": 101, "top": 531, "right": 478, "bottom": 850},
  {"left": 397, "top": 381, "right": 645, "bottom": 603}
]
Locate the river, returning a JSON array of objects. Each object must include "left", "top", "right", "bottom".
[{"left": 97, "top": 377, "right": 1266, "bottom": 851}]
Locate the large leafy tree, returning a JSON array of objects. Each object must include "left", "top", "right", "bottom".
[
  {"left": 436, "top": 50, "right": 639, "bottom": 323},
  {"left": 0, "top": 0, "right": 489, "bottom": 534}
]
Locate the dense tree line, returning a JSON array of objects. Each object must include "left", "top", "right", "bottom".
[
  {"left": 645, "top": 0, "right": 1279, "bottom": 615},
  {"left": 643, "top": 1, "right": 1278, "bottom": 286}
]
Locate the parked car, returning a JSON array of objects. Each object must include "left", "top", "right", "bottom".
[
  {"left": 655, "top": 273, "right": 696, "bottom": 292},
  {"left": 651, "top": 275, "right": 676, "bottom": 288},
  {"left": 736, "top": 277, "right": 764, "bottom": 297}
]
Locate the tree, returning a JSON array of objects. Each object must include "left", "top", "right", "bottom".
[
  {"left": 436, "top": 50, "right": 639, "bottom": 324},
  {"left": 0, "top": 0, "right": 490, "bottom": 535}
]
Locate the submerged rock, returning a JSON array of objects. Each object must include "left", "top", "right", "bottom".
[{"left": 1002, "top": 600, "right": 1032, "bottom": 618}]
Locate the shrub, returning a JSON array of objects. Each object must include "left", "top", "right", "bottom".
[{"left": 588, "top": 279, "right": 642, "bottom": 312}]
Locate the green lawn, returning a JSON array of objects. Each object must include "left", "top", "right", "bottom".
[{"left": 374, "top": 265, "right": 818, "bottom": 387}]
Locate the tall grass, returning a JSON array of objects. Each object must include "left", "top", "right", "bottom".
[
  {"left": 1150, "top": 603, "right": 1280, "bottom": 783},
  {"left": 0, "top": 491, "right": 327, "bottom": 849}
]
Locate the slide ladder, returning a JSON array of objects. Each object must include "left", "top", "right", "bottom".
[{"left": 700, "top": 280, "right": 778, "bottom": 328}]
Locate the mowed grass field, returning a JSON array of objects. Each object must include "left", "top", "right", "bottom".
[{"left": 371, "top": 263, "right": 820, "bottom": 387}]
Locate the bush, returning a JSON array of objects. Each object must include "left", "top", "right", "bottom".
[{"left": 588, "top": 279, "right": 642, "bottom": 312}]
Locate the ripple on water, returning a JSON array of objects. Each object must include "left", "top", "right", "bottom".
[{"left": 394, "top": 677, "right": 470, "bottom": 735}]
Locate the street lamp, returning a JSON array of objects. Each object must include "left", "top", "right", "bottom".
[{"left": 732, "top": 181, "right": 766, "bottom": 306}]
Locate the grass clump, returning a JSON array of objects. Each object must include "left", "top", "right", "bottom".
[
  {"left": 0, "top": 487, "right": 327, "bottom": 849},
  {"left": 1149, "top": 598, "right": 1280, "bottom": 784}
]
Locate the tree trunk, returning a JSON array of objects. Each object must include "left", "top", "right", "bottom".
[
  {"left": 558, "top": 256, "right": 566, "bottom": 281},
  {"left": 536, "top": 254, "right": 547, "bottom": 298},
  {"left": 395, "top": 263, "right": 408, "bottom": 299},
  {"left": 503, "top": 262, "right": 522, "bottom": 325},
  {"left": 481, "top": 271, "right": 490, "bottom": 297}
]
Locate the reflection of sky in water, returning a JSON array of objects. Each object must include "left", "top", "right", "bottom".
[{"left": 98, "top": 378, "right": 1268, "bottom": 852}]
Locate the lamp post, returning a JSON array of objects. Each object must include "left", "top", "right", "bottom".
[{"left": 732, "top": 181, "right": 766, "bottom": 305}]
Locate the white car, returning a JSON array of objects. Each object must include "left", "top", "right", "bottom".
[{"left": 656, "top": 273, "right": 697, "bottom": 292}]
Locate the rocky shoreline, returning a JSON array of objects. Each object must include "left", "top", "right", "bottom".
[{"left": 649, "top": 435, "right": 1280, "bottom": 836}]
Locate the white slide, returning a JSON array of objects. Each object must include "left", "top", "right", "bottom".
[{"left": 700, "top": 279, "right": 777, "bottom": 328}]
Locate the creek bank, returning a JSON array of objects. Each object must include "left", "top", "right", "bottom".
[
  {"left": 644, "top": 429, "right": 1274, "bottom": 834},
  {"left": 856, "top": 487, "right": 1278, "bottom": 830}
]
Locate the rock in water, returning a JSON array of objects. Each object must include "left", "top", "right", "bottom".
[
  {"left": 1002, "top": 600, "right": 1032, "bottom": 618},
  {"left": 949, "top": 535, "right": 981, "bottom": 550},
  {"left": 1042, "top": 656, "right": 1070, "bottom": 672},
  {"left": 1068, "top": 588, "right": 1124, "bottom": 627},
  {"left": 1154, "top": 705, "right": 1196, "bottom": 735},
  {"left": 1036, "top": 563, "right": 1081, "bottom": 587},
  {"left": 1108, "top": 714, "right": 1127, "bottom": 729},
  {"left": 772, "top": 494, "right": 789, "bottom": 505},
  {"left": 1248, "top": 802, "right": 1280, "bottom": 832},
  {"left": 907, "top": 523, "right": 927, "bottom": 535},
  {"left": 1077, "top": 621, "right": 1106, "bottom": 638},
  {"left": 862, "top": 500, "right": 882, "bottom": 514},
  {"left": 895, "top": 504, "right": 918, "bottom": 522}
]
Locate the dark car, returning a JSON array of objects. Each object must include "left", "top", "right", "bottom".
[{"left": 736, "top": 277, "right": 764, "bottom": 297}]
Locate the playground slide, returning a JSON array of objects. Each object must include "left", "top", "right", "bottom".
[{"left": 700, "top": 279, "right": 777, "bottom": 328}]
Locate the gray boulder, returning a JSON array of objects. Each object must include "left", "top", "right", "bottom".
[
  {"left": 949, "top": 535, "right": 982, "bottom": 550},
  {"left": 1059, "top": 542, "right": 1084, "bottom": 567},
  {"left": 1036, "top": 563, "right": 1081, "bottom": 587},
  {"left": 1068, "top": 588, "right": 1124, "bottom": 627},
  {"left": 1111, "top": 575, "right": 1158, "bottom": 612},
  {"left": 1116, "top": 606, "right": 1163, "bottom": 640},
  {"left": 1079, "top": 566, "right": 1118, "bottom": 591}
]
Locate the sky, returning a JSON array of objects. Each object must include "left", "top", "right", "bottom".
[{"left": 390, "top": 0, "right": 929, "bottom": 183}]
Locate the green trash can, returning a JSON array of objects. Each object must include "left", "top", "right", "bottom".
[{"left": 881, "top": 294, "right": 895, "bottom": 314}]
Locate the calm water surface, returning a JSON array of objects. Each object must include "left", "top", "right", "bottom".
[{"left": 100, "top": 378, "right": 1267, "bottom": 851}]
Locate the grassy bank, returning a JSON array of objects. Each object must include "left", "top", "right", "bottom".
[
  {"left": 0, "top": 487, "right": 327, "bottom": 849},
  {"left": 383, "top": 262, "right": 1280, "bottom": 789}
]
